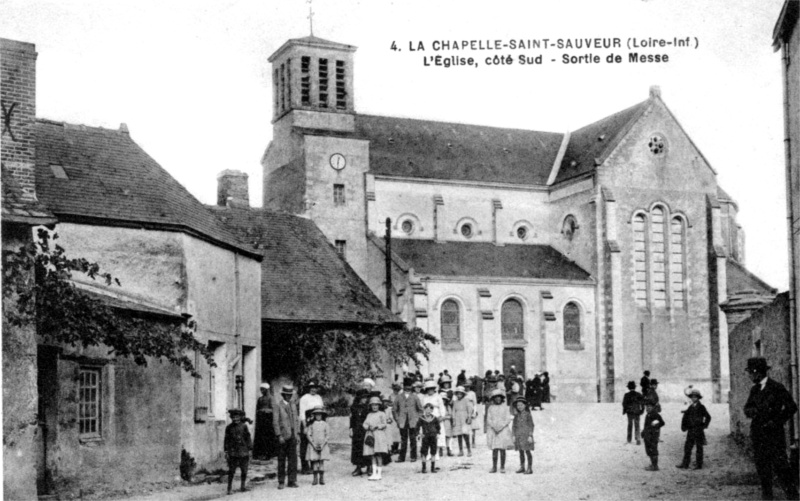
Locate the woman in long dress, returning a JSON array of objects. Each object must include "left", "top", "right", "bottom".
[
  {"left": 252, "top": 383, "right": 278, "bottom": 460},
  {"left": 349, "top": 389, "right": 371, "bottom": 476}
]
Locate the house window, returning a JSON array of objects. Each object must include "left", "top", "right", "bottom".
[
  {"left": 501, "top": 299, "right": 524, "bottom": 341},
  {"left": 333, "top": 184, "right": 345, "bottom": 206},
  {"left": 650, "top": 206, "right": 667, "bottom": 308},
  {"left": 335, "top": 240, "right": 346, "bottom": 257},
  {"left": 319, "top": 58, "right": 329, "bottom": 108},
  {"left": 78, "top": 367, "right": 101, "bottom": 437},
  {"left": 633, "top": 213, "right": 648, "bottom": 307},
  {"left": 564, "top": 302, "right": 582, "bottom": 348},
  {"left": 301, "top": 56, "right": 311, "bottom": 105},
  {"left": 441, "top": 299, "right": 461, "bottom": 349},
  {"left": 670, "top": 216, "right": 686, "bottom": 308},
  {"left": 336, "top": 60, "right": 346, "bottom": 109}
]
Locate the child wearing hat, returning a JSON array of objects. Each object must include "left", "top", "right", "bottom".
[
  {"left": 306, "top": 406, "right": 331, "bottom": 486},
  {"left": 677, "top": 387, "right": 711, "bottom": 470},
  {"left": 383, "top": 396, "right": 401, "bottom": 456},
  {"left": 439, "top": 391, "right": 454, "bottom": 458},
  {"left": 642, "top": 398, "right": 665, "bottom": 471},
  {"left": 452, "top": 386, "right": 475, "bottom": 457},
  {"left": 363, "top": 396, "right": 389, "bottom": 480},
  {"left": 420, "top": 380, "right": 447, "bottom": 461},
  {"left": 512, "top": 396, "right": 534, "bottom": 474},
  {"left": 419, "top": 403, "right": 441, "bottom": 473},
  {"left": 224, "top": 409, "right": 252, "bottom": 494},
  {"left": 486, "top": 389, "right": 513, "bottom": 473}
]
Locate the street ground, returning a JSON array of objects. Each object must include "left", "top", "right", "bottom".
[{"left": 114, "top": 403, "right": 773, "bottom": 501}]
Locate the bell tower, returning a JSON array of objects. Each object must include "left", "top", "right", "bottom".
[{"left": 268, "top": 36, "right": 356, "bottom": 122}]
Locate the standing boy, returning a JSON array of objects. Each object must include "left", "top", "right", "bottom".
[
  {"left": 419, "top": 403, "right": 440, "bottom": 473},
  {"left": 641, "top": 398, "right": 665, "bottom": 471},
  {"left": 224, "top": 409, "right": 252, "bottom": 495},
  {"left": 677, "top": 387, "right": 711, "bottom": 470},
  {"left": 622, "top": 381, "right": 644, "bottom": 445}
]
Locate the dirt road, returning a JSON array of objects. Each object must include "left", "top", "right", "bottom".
[{"left": 118, "top": 403, "right": 768, "bottom": 501}]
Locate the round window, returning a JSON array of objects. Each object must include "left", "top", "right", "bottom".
[
  {"left": 401, "top": 220, "right": 414, "bottom": 235},
  {"left": 516, "top": 227, "right": 528, "bottom": 240},
  {"left": 648, "top": 135, "right": 665, "bottom": 155},
  {"left": 460, "top": 223, "right": 473, "bottom": 238}
]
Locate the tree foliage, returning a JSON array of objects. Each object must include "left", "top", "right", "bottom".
[
  {"left": 2, "top": 229, "right": 214, "bottom": 376},
  {"left": 262, "top": 321, "right": 438, "bottom": 390}
]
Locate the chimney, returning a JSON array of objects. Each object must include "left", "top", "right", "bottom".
[
  {"left": 1, "top": 38, "right": 38, "bottom": 201},
  {"left": 216, "top": 170, "right": 249, "bottom": 208}
]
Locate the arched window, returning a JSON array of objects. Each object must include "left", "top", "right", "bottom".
[
  {"left": 563, "top": 302, "right": 581, "bottom": 348},
  {"left": 501, "top": 299, "right": 524, "bottom": 341},
  {"left": 633, "top": 213, "right": 648, "bottom": 307},
  {"left": 562, "top": 215, "right": 579, "bottom": 241},
  {"left": 441, "top": 300, "right": 461, "bottom": 349},
  {"left": 650, "top": 206, "right": 667, "bottom": 308},
  {"left": 670, "top": 216, "right": 686, "bottom": 308}
]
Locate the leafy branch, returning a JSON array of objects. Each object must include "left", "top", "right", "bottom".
[{"left": 2, "top": 229, "right": 214, "bottom": 376}]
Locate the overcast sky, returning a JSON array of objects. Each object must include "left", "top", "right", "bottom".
[{"left": 0, "top": 0, "right": 791, "bottom": 289}]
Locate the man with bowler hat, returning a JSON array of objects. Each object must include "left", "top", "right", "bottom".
[
  {"left": 744, "top": 357, "right": 798, "bottom": 500},
  {"left": 273, "top": 384, "right": 300, "bottom": 489},
  {"left": 393, "top": 377, "right": 424, "bottom": 462},
  {"left": 622, "top": 381, "right": 644, "bottom": 445}
]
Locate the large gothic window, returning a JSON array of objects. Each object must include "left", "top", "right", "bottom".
[
  {"left": 650, "top": 206, "right": 667, "bottom": 308},
  {"left": 501, "top": 299, "right": 524, "bottom": 341},
  {"left": 441, "top": 300, "right": 461, "bottom": 349},
  {"left": 563, "top": 302, "right": 582, "bottom": 348},
  {"left": 670, "top": 216, "right": 687, "bottom": 309},
  {"left": 633, "top": 213, "right": 648, "bottom": 307}
]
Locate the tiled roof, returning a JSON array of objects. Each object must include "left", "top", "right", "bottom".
[
  {"left": 209, "top": 206, "right": 400, "bottom": 324},
  {"left": 555, "top": 100, "right": 650, "bottom": 184},
  {"left": 726, "top": 260, "right": 777, "bottom": 296},
  {"left": 1, "top": 166, "right": 56, "bottom": 225},
  {"left": 354, "top": 114, "right": 563, "bottom": 185},
  {"left": 390, "top": 239, "right": 593, "bottom": 282},
  {"left": 34, "top": 119, "right": 259, "bottom": 258}
]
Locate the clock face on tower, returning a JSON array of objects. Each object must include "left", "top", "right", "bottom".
[{"left": 329, "top": 153, "right": 346, "bottom": 170}]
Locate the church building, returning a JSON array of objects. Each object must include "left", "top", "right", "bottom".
[{"left": 261, "top": 35, "right": 770, "bottom": 403}]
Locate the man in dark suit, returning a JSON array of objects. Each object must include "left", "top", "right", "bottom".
[
  {"left": 622, "top": 381, "right": 644, "bottom": 445},
  {"left": 743, "top": 357, "right": 798, "bottom": 500},
  {"left": 640, "top": 371, "right": 651, "bottom": 396},
  {"left": 273, "top": 384, "right": 300, "bottom": 489},
  {"left": 393, "top": 377, "right": 424, "bottom": 462}
]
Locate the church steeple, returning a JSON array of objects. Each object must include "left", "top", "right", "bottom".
[{"left": 268, "top": 36, "right": 356, "bottom": 122}]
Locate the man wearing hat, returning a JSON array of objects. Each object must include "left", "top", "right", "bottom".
[
  {"left": 298, "top": 381, "right": 324, "bottom": 475},
  {"left": 393, "top": 377, "right": 424, "bottom": 462},
  {"left": 622, "top": 381, "right": 644, "bottom": 445},
  {"left": 224, "top": 409, "right": 252, "bottom": 494},
  {"left": 743, "top": 357, "right": 798, "bottom": 500},
  {"left": 273, "top": 384, "right": 300, "bottom": 489},
  {"left": 676, "top": 387, "right": 711, "bottom": 469},
  {"left": 645, "top": 378, "right": 660, "bottom": 406}
]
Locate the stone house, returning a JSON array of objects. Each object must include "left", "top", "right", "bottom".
[
  {"left": 2, "top": 37, "right": 263, "bottom": 498},
  {"left": 261, "top": 35, "right": 771, "bottom": 402}
]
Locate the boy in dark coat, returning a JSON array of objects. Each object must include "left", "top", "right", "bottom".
[
  {"left": 622, "top": 381, "right": 644, "bottom": 445},
  {"left": 642, "top": 398, "right": 665, "bottom": 471},
  {"left": 511, "top": 397, "right": 534, "bottom": 474},
  {"left": 419, "top": 403, "right": 440, "bottom": 473},
  {"left": 224, "top": 409, "right": 252, "bottom": 494},
  {"left": 677, "top": 387, "right": 711, "bottom": 469}
]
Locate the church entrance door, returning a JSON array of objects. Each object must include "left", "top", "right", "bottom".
[{"left": 502, "top": 348, "right": 525, "bottom": 379}]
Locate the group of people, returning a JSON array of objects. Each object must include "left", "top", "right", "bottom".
[
  {"left": 223, "top": 356, "right": 797, "bottom": 500},
  {"left": 620, "top": 362, "right": 798, "bottom": 501}
]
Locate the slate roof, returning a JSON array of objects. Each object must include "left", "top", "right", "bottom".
[
  {"left": 355, "top": 114, "right": 563, "bottom": 185},
  {"left": 390, "top": 239, "right": 593, "bottom": 281},
  {"left": 1, "top": 167, "right": 56, "bottom": 225},
  {"left": 726, "top": 260, "right": 777, "bottom": 296},
  {"left": 555, "top": 100, "right": 650, "bottom": 184},
  {"left": 34, "top": 119, "right": 259, "bottom": 258},
  {"left": 209, "top": 206, "right": 400, "bottom": 324}
]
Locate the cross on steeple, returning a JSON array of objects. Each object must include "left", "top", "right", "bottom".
[{"left": 307, "top": 0, "right": 314, "bottom": 36}]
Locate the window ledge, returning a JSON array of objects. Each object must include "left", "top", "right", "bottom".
[
  {"left": 79, "top": 435, "right": 104, "bottom": 446},
  {"left": 442, "top": 342, "right": 465, "bottom": 352},
  {"left": 564, "top": 342, "right": 585, "bottom": 351}
]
